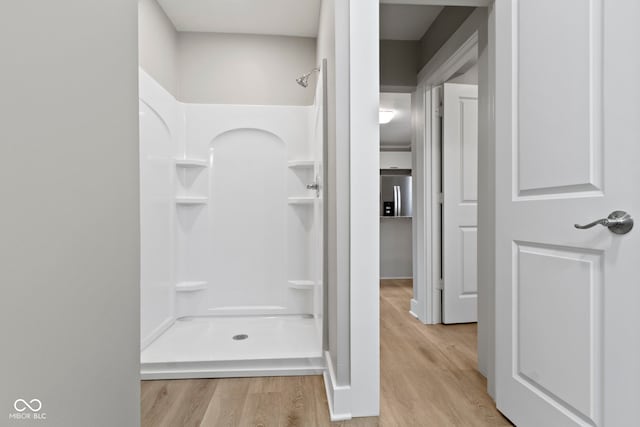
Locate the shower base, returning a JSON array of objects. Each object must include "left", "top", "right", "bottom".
[{"left": 140, "top": 315, "right": 324, "bottom": 380}]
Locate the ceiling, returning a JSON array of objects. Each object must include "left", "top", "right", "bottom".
[
  {"left": 380, "top": 4, "right": 443, "bottom": 40},
  {"left": 380, "top": 92, "right": 412, "bottom": 148},
  {"left": 157, "top": 0, "right": 322, "bottom": 37}
]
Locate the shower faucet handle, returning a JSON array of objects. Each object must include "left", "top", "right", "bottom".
[{"left": 306, "top": 180, "right": 320, "bottom": 198}]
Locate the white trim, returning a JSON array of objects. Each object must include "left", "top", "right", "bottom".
[
  {"left": 141, "top": 357, "right": 325, "bottom": 380},
  {"left": 410, "top": 298, "right": 422, "bottom": 319},
  {"left": 380, "top": 276, "right": 413, "bottom": 280},
  {"left": 417, "top": 26, "right": 479, "bottom": 84},
  {"left": 322, "top": 351, "right": 352, "bottom": 421}
]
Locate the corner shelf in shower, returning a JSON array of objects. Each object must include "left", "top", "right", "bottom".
[
  {"left": 288, "top": 280, "right": 317, "bottom": 290},
  {"left": 288, "top": 160, "right": 314, "bottom": 169},
  {"left": 175, "top": 281, "right": 207, "bottom": 292},
  {"left": 288, "top": 197, "right": 314, "bottom": 205},
  {"left": 176, "top": 196, "right": 208, "bottom": 205},
  {"left": 175, "top": 158, "right": 208, "bottom": 168}
]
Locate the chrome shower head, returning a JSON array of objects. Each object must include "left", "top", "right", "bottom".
[{"left": 296, "top": 67, "right": 320, "bottom": 88}]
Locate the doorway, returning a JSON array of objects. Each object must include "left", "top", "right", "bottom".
[{"left": 377, "top": 2, "right": 502, "bottom": 423}]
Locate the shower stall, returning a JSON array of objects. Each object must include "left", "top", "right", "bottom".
[{"left": 139, "top": 63, "right": 327, "bottom": 379}]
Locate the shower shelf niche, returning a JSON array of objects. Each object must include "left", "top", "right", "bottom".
[
  {"left": 288, "top": 280, "right": 317, "bottom": 290},
  {"left": 175, "top": 281, "right": 207, "bottom": 292},
  {"left": 175, "top": 158, "right": 208, "bottom": 168},
  {"left": 287, "top": 160, "right": 314, "bottom": 169},
  {"left": 176, "top": 196, "right": 208, "bottom": 205},
  {"left": 287, "top": 197, "right": 314, "bottom": 205}
]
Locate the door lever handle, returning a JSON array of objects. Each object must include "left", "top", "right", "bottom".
[{"left": 574, "top": 210, "right": 633, "bottom": 235}]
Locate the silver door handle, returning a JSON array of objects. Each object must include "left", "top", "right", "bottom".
[{"left": 574, "top": 210, "right": 634, "bottom": 235}]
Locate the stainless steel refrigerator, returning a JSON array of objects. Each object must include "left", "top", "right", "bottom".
[{"left": 380, "top": 171, "right": 412, "bottom": 217}]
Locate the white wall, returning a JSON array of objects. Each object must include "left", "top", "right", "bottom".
[
  {"left": 0, "top": 1, "right": 140, "bottom": 425},
  {"left": 348, "top": 0, "right": 381, "bottom": 417},
  {"left": 139, "top": 0, "right": 178, "bottom": 96},
  {"left": 178, "top": 32, "right": 317, "bottom": 105}
]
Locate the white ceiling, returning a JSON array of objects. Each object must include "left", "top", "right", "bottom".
[
  {"left": 380, "top": 4, "right": 443, "bottom": 40},
  {"left": 380, "top": 92, "right": 412, "bottom": 148},
  {"left": 157, "top": 0, "right": 322, "bottom": 37}
]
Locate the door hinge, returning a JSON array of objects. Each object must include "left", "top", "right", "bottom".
[
  {"left": 439, "top": 192, "right": 444, "bottom": 204},
  {"left": 438, "top": 103, "right": 443, "bottom": 117},
  {"left": 437, "top": 278, "right": 444, "bottom": 290}
]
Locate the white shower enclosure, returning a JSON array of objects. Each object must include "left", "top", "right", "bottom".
[{"left": 138, "top": 66, "right": 326, "bottom": 378}]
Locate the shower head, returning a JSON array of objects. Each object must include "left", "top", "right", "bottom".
[{"left": 296, "top": 67, "right": 320, "bottom": 88}]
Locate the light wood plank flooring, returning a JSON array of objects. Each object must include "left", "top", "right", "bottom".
[{"left": 141, "top": 279, "right": 511, "bottom": 426}]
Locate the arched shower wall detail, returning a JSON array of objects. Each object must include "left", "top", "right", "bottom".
[{"left": 206, "top": 128, "right": 291, "bottom": 316}]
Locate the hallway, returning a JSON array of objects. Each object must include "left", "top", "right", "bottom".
[{"left": 141, "top": 280, "right": 510, "bottom": 426}]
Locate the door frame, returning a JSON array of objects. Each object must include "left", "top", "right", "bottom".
[
  {"left": 411, "top": 28, "right": 480, "bottom": 326},
  {"left": 335, "top": 0, "right": 496, "bottom": 418},
  {"left": 402, "top": 2, "right": 496, "bottom": 400}
]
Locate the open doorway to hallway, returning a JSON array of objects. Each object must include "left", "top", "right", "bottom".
[{"left": 378, "top": 2, "right": 503, "bottom": 422}]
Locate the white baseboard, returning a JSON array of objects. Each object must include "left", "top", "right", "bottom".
[
  {"left": 380, "top": 276, "right": 413, "bottom": 280},
  {"left": 141, "top": 316, "right": 175, "bottom": 350},
  {"left": 410, "top": 298, "right": 422, "bottom": 321},
  {"left": 141, "top": 357, "right": 325, "bottom": 380},
  {"left": 322, "top": 351, "right": 351, "bottom": 421}
]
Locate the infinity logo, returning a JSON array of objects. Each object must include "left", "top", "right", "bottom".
[{"left": 13, "top": 399, "right": 42, "bottom": 412}]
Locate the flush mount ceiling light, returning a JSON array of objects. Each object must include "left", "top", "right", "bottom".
[{"left": 379, "top": 109, "right": 395, "bottom": 124}]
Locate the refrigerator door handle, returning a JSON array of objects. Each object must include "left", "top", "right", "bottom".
[
  {"left": 393, "top": 186, "right": 397, "bottom": 216},
  {"left": 393, "top": 186, "right": 396, "bottom": 216},
  {"left": 396, "top": 185, "right": 402, "bottom": 216}
]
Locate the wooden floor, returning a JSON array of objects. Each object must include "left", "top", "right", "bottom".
[{"left": 141, "top": 280, "right": 511, "bottom": 426}]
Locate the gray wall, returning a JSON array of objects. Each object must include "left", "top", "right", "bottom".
[
  {"left": 380, "top": 40, "right": 419, "bottom": 88},
  {"left": 0, "top": 1, "right": 140, "bottom": 426},
  {"left": 448, "top": 62, "right": 478, "bottom": 84},
  {"left": 139, "top": 0, "right": 178, "bottom": 96},
  {"left": 138, "top": 0, "right": 317, "bottom": 105},
  {"left": 178, "top": 32, "right": 316, "bottom": 105},
  {"left": 476, "top": 5, "right": 495, "bottom": 398},
  {"left": 380, "top": 219, "right": 413, "bottom": 278},
  {"left": 419, "top": 7, "right": 475, "bottom": 70}
]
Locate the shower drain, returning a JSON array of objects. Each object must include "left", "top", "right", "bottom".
[{"left": 232, "top": 334, "right": 248, "bottom": 341}]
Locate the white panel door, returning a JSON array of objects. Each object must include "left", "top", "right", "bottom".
[
  {"left": 495, "top": 0, "right": 640, "bottom": 425},
  {"left": 442, "top": 83, "right": 478, "bottom": 324}
]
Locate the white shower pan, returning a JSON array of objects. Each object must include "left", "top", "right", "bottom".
[{"left": 140, "top": 315, "right": 323, "bottom": 379}]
